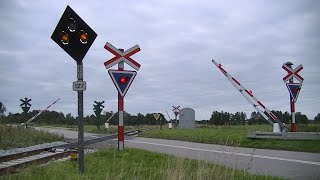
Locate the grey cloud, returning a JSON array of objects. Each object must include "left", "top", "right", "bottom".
[{"left": 1, "top": 0, "right": 319, "bottom": 120}]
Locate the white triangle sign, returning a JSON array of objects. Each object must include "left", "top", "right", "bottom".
[
  {"left": 286, "top": 83, "right": 302, "bottom": 102},
  {"left": 108, "top": 69, "right": 137, "bottom": 97},
  {"left": 153, "top": 113, "right": 161, "bottom": 120}
]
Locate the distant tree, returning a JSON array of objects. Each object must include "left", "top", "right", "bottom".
[
  {"left": 4, "top": 113, "right": 24, "bottom": 124},
  {"left": 0, "top": 102, "right": 7, "bottom": 123},
  {"left": 248, "top": 111, "right": 267, "bottom": 125},
  {"left": 210, "top": 111, "right": 223, "bottom": 125},
  {"left": 197, "top": 120, "right": 209, "bottom": 124},
  {"left": 89, "top": 114, "right": 96, "bottom": 125},
  {"left": 248, "top": 112, "right": 257, "bottom": 125},
  {"left": 240, "top": 112, "right": 246, "bottom": 125},
  {"left": 229, "top": 112, "right": 235, "bottom": 125},
  {"left": 135, "top": 113, "right": 144, "bottom": 125},
  {"left": 282, "top": 111, "right": 290, "bottom": 124},
  {"left": 0, "top": 102, "right": 7, "bottom": 116},
  {"left": 144, "top": 113, "right": 155, "bottom": 125},
  {"left": 222, "top": 112, "right": 231, "bottom": 125},
  {"left": 65, "top": 113, "right": 76, "bottom": 125},
  {"left": 314, "top": 113, "right": 320, "bottom": 123},
  {"left": 229, "top": 112, "right": 246, "bottom": 125},
  {"left": 295, "top": 112, "right": 308, "bottom": 124},
  {"left": 271, "top": 110, "right": 283, "bottom": 122},
  {"left": 128, "top": 115, "right": 138, "bottom": 125}
]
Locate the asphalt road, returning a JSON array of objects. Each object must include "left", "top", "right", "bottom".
[
  {"left": 34, "top": 126, "right": 102, "bottom": 141},
  {"left": 125, "top": 137, "right": 320, "bottom": 180},
  {"left": 35, "top": 127, "right": 320, "bottom": 180}
]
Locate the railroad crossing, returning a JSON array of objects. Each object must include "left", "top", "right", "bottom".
[
  {"left": 282, "top": 62, "right": 304, "bottom": 132},
  {"left": 211, "top": 59, "right": 289, "bottom": 132},
  {"left": 104, "top": 42, "right": 141, "bottom": 151},
  {"left": 172, "top": 106, "right": 180, "bottom": 128}
]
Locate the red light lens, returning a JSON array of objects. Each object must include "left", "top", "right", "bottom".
[{"left": 120, "top": 76, "right": 127, "bottom": 84}]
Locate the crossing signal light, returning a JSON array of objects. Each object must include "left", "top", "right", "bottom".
[
  {"left": 51, "top": 5, "right": 97, "bottom": 63},
  {"left": 120, "top": 76, "right": 128, "bottom": 84},
  {"left": 79, "top": 30, "right": 87, "bottom": 44},
  {"left": 20, "top": 98, "right": 32, "bottom": 114},
  {"left": 108, "top": 70, "right": 137, "bottom": 97},
  {"left": 67, "top": 18, "right": 76, "bottom": 32},
  {"left": 60, "top": 31, "right": 69, "bottom": 45},
  {"left": 93, "top": 101, "right": 105, "bottom": 117}
]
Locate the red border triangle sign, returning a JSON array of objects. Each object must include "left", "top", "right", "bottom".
[
  {"left": 286, "top": 83, "right": 302, "bottom": 102},
  {"left": 108, "top": 69, "right": 137, "bottom": 97}
]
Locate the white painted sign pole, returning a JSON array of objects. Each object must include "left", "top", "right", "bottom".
[
  {"left": 104, "top": 42, "right": 141, "bottom": 151},
  {"left": 118, "top": 49, "right": 125, "bottom": 150},
  {"left": 282, "top": 62, "right": 304, "bottom": 132}
]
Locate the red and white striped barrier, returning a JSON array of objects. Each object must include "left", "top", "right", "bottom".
[
  {"left": 21, "top": 98, "right": 60, "bottom": 126},
  {"left": 212, "top": 60, "right": 288, "bottom": 131}
]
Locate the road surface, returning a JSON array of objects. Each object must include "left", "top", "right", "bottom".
[
  {"left": 34, "top": 126, "right": 102, "bottom": 141},
  {"left": 125, "top": 137, "right": 320, "bottom": 180},
  {"left": 35, "top": 126, "right": 320, "bottom": 180}
]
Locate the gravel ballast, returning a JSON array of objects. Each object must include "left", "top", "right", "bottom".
[{"left": 0, "top": 141, "right": 68, "bottom": 157}]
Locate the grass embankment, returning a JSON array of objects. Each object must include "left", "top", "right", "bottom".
[
  {"left": 0, "top": 125, "right": 64, "bottom": 150},
  {"left": 3, "top": 148, "right": 283, "bottom": 180},
  {"left": 139, "top": 124, "right": 320, "bottom": 153}
]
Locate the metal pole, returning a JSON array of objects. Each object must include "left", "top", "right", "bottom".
[
  {"left": 160, "top": 116, "right": 163, "bottom": 130},
  {"left": 288, "top": 66, "right": 296, "bottom": 132},
  {"left": 172, "top": 107, "right": 178, "bottom": 128},
  {"left": 24, "top": 111, "right": 28, "bottom": 128},
  {"left": 175, "top": 114, "right": 177, "bottom": 128},
  {"left": 118, "top": 49, "right": 124, "bottom": 151},
  {"left": 77, "top": 62, "right": 84, "bottom": 173}
]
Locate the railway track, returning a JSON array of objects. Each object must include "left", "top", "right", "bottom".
[{"left": 0, "top": 129, "right": 143, "bottom": 176}]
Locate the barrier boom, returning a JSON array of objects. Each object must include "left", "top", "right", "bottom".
[{"left": 211, "top": 59, "right": 289, "bottom": 131}]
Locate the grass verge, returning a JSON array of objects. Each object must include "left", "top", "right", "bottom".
[
  {"left": 32, "top": 124, "right": 158, "bottom": 134},
  {"left": 3, "top": 148, "right": 284, "bottom": 180},
  {"left": 0, "top": 125, "right": 64, "bottom": 150},
  {"left": 139, "top": 125, "right": 320, "bottom": 153}
]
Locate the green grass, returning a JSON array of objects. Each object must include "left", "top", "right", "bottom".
[
  {"left": 0, "top": 125, "right": 64, "bottom": 150},
  {"left": 296, "top": 123, "right": 320, "bottom": 132},
  {"left": 139, "top": 125, "right": 320, "bottom": 153},
  {"left": 33, "top": 124, "right": 158, "bottom": 134},
  {"left": 3, "top": 148, "right": 284, "bottom": 180}
]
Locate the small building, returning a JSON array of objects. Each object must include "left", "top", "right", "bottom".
[{"left": 179, "top": 108, "right": 195, "bottom": 129}]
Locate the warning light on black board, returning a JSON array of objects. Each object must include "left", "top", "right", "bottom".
[
  {"left": 60, "top": 31, "right": 69, "bottom": 45},
  {"left": 79, "top": 30, "right": 88, "bottom": 44},
  {"left": 120, "top": 76, "right": 127, "bottom": 84},
  {"left": 67, "top": 18, "right": 76, "bottom": 32}
]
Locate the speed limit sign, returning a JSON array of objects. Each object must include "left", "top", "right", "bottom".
[{"left": 73, "top": 80, "right": 86, "bottom": 91}]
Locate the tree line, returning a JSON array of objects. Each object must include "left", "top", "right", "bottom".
[
  {"left": 0, "top": 102, "right": 319, "bottom": 126},
  {"left": 1, "top": 110, "right": 167, "bottom": 126},
  {"left": 203, "top": 110, "right": 312, "bottom": 125}
]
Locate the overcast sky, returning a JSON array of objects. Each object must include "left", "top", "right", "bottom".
[{"left": 1, "top": 0, "right": 319, "bottom": 121}]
